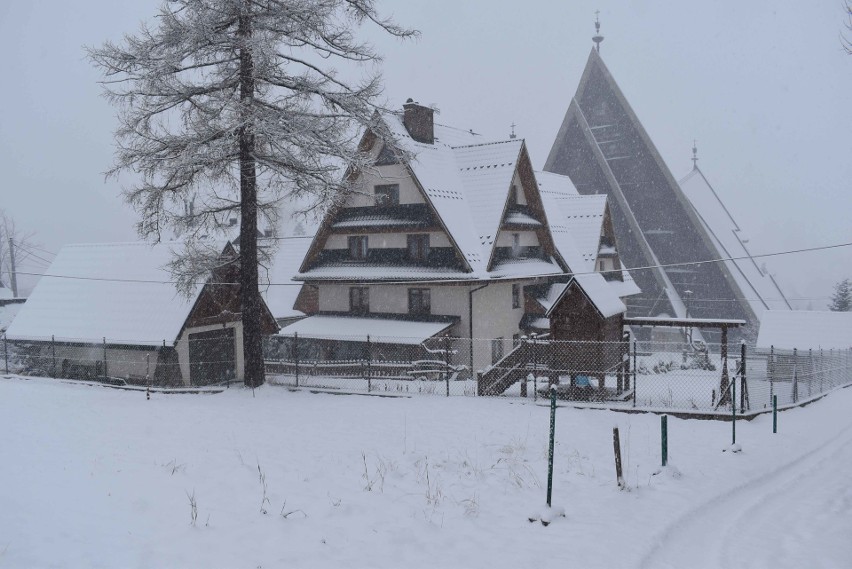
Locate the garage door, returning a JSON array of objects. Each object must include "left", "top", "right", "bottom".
[{"left": 189, "top": 328, "right": 236, "bottom": 386}]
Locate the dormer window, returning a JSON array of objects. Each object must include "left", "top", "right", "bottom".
[
  {"left": 348, "top": 236, "right": 368, "bottom": 261},
  {"left": 374, "top": 184, "right": 399, "bottom": 206},
  {"left": 509, "top": 185, "right": 518, "bottom": 205},
  {"left": 512, "top": 233, "right": 521, "bottom": 257}
]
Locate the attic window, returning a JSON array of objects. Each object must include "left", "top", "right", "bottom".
[
  {"left": 374, "top": 184, "right": 399, "bottom": 206},
  {"left": 509, "top": 185, "right": 518, "bottom": 205},
  {"left": 374, "top": 143, "right": 399, "bottom": 166}
]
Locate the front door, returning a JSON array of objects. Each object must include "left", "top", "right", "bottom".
[{"left": 188, "top": 327, "right": 236, "bottom": 386}]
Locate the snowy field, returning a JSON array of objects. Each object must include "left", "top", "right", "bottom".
[{"left": 1, "top": 376, "right": 851, "bottom": 568}]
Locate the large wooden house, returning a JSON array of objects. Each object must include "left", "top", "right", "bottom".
[{"left": 279, "top": 100, "right": 640, "bottom": 374}]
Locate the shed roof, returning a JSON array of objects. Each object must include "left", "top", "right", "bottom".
[{"left": 5, "top": 242, "right": 198, "bottom": 346}]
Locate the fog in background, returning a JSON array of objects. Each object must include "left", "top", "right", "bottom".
[{"left": 1, "top": 1, "right": 849, "bottom": 308}]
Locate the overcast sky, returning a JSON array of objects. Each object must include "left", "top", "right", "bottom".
[{"left": 1, "top": 1, "right": 850, "bottom": 307}]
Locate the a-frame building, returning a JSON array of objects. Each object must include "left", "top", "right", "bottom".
[{"left": 544, "top": 47, "right": 786, "bottom": 339}]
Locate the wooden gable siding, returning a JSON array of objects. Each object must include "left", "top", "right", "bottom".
[
  {"left": 184, "top": 259, "right": 278, "bottom": 335},
  {"left": 549, "top": 283, "right": 624, "bottom": 379},
  {"left": 293, "top": 284, "right": 319, "bottom": 315}
]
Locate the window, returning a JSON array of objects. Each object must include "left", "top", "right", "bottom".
[
  {"left": 509, "top": 184, "right": 518, "bottom": 205},
  {"left": 407, "top": 234, "right": 430, "bottom": 263},
  {"left": 492, "top": 338, "right": 504, "bottom": 364},
  {"left": 408, "top": 288, "right": 431, "bottom": 316},
  {"left": 349, "top": 287, "right": 369, "bottom": 314},
  {"left": 374, "top": 184, "right": 400, "bottom": 206},
  {"left": 375, "top": 144, "right": 398, "bottom": 166},
  {"left": 348, "top": 236, "right": 368, "bottom": 261},
  {"left": 512, "top": 283, "right": 521, "bottom": 309},
  {"left": 512, "top": 233, "right": 521, "bottom": 257}
]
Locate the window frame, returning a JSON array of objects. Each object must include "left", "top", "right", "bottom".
[
  {"left": 349, "top": 287, "right": 370, "bottom": 315},
  {"left": 407, "top": 233, "right": 430, "bottom": 263},
  {"left": 512, "top": 283, "right": 521, "bottom": 309},
  {"left": 348, "top": 235, "right": 368, "bottom": 261},
  {"left": 408, "top": 287, "right": 431, "bottom": 316},
  {"left": 374, "top": 184, "right": 400, "bottom": 206}
]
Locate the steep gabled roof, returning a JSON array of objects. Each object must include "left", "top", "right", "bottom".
[
  {"left": 544, "top": 273, "right": 626, "bottom": 319},
  {"left": 680, "top": 167, "right": 792, "bottom": 317},
  {"left": 299, "top": 111, "right": 567, "bottom": 281},
  {"left": 544, "top": 47, "right": 770, "bottom": 329},
  {"left": 5, "top": 242, "right": 198, "bottom": 345}
]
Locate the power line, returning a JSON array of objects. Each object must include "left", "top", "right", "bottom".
[{"left": 15, "top": 240, "right": 852, "bottom": 290}]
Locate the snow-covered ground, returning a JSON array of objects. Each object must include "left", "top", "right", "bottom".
[{"left": 1, "top": 376, "right": 850, "bottom": 568}]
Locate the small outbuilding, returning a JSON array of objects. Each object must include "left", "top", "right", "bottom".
[{"left": 5, "top": 241, "right": 278, "bottom": 386}]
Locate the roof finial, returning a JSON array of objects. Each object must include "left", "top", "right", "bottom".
[
  {"left": 692, "top": 139, "right": 699, "bottom": 169},
  {"left": 509, "top": 122, "right": 517, "bottom": 139},
  {"left": 592, "top": 10, "right": 604, "bottom": 52}
]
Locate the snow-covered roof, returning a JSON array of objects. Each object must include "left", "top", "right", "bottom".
[
  {"left": 298, "top": 263, "right": 471, "bottom": 282},
  {"left": 0, "top": 301, "right": 23, "bottom": 333},
  {"left": 545, "top": 273, "right": 626, "bottom": 319},
  {"left": 278, "top": 314, "right": 454, "bottom": 345},
  {"left": 538, "top": 172, "right": 607, "bottom": 274},
  {"left": 5, "top": 242, "right": 197, "bottom": 345},
  {"left": 680, "top": 168, "right": 792, "bottom": 318},
  {"left": 756, "top": 310, "right": 852, "bottom": 351},
  {"left": 260, "top": 236, "right": 314, "bottom": 320}
]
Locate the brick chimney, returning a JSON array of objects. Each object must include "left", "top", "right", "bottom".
[{"left": 402, "top": 98, "right": 434, "bottom": 144}]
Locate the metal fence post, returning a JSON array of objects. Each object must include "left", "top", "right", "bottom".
[
  {"left": 792, "top": 347, "right": 798, "bottom": 404},
  {"left": 740, "top": 341, "right": 749, "bottom": 412},
  {"left": 532, "top": 333, "right": 538, "bottom": 402},
  {"left": 294, "top": 332, "right": 300, "bottom": 388},
  {"left": 661, "top": 415, "right": 668, "bottom": 467},
  {"left": 731, "top": 376, "right": 737, "bottom": 445},
  {"left": 444, "top": 335, "right": 450, "bottom": 397},
  {"left": 103, "top": 337, "right": 108, "bottom": 379},
  {"left": 632, "top": 340, "right": 637, "bottom": 408},
  {"left": 3, "top": 333, "right": 8, "bottom": 374},
  {"left": 820, "top": 348, "right": 824, "bottom": 393},
  {"left": 366, "top": 335, "right": 371, "bottom": 393},
  {"left": 52, "top": 334, "right": 56, "bottom": 379},
  {"left": 769, "top": 345, "right": 775, "bottom": 406},
  {"left": 808, "top": 348, "right": 813, "bottom": 397}
]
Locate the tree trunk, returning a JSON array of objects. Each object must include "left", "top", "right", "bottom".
[{"left": 239, "top": 6, "right": 264, "bottom": 388}]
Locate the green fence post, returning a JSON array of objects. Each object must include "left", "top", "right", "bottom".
[
  {"left": 546, "top": 385, "right": 556, "bottom": 508},
  {"left": 661, "top": 415, "right": 668, "bottom": 467},
  {"left": 772, "top": 394, "right": 777, "bottom": 434}
]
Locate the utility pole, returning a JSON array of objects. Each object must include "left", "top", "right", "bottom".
[{"left": 8, "top": 238, "right": 18, "bottom": 298}]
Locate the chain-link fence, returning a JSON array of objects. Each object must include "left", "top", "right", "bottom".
[
  {"left": 264, "top": 332, "right": 852, "bottom": 412},
  {"left": 2, "top": 333, "right": 241, "bottom": 388},
  {"left": 5, "top": 331, "right": 850, "bottom": 413}
]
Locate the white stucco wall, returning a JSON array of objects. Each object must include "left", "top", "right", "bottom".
[{"left": 343, "top": 163, "right": 424, "bottom": 208}]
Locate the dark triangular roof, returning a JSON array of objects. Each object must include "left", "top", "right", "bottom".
[{"left": 544, "top": 48, "right": 763, "bottom": 331}]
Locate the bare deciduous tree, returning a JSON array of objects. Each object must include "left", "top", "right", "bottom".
[
  {"left": 0, "top": 210, "right": 38, "bottom": 297},
  {"left": 89, "top": 0, "right": 416, "bottom": 387}
]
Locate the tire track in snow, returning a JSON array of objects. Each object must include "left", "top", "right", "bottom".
[{"left": 637, "top": 421, "right": 852, "bottom": 569}]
